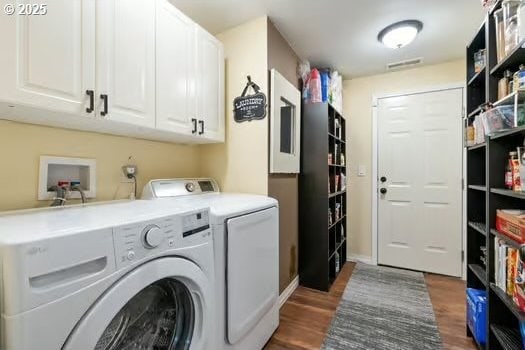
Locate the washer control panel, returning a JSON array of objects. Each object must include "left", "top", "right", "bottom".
[{"left": 113, "top": 210, "right": 210, "bottom": 269}]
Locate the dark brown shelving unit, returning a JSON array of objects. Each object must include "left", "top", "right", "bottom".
[
  {"left": 466, "top": 1, "right": 525, "bottom": 348},
  {"left": 299, "top": 102, "right": 347, "bottom": 291}
]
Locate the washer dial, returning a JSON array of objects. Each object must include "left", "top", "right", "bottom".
[{"left": 143, "top": 225, "right": 163, "bottom": 248}]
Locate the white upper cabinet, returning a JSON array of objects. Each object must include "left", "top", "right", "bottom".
[
  {"left": 156, "top": 0, "right": 196, "bottom": 135},
  {"left": 196, "top": 27, "right": 225, "bottom": 142},
  {"left": 0, "top": 0, "right": 95, "bottom": 115},
  {"left": 96, "top": 0, "right": 156, "bottom": 128},
  {"left": 0, "top": 0, "right": 224, "bottom": 143}
]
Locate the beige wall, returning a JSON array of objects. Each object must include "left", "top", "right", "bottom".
[
  {"left": 0, "top": 120, "right": 200, "bottom": 212},
  {"left": 0, "top": 16, "right": 270, "bottom": 212},
  {"left": 343, "top": 59, "right": 466, "bottom": 258},
  {"left": 199, "top": 16, "right": 269, "bottom": 195},
  {"left": 267, "top": 19, "right": 301, "bottom": 293}
]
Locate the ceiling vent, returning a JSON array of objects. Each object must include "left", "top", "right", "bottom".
[{"left": 386, "top": 57, "right": 423, "bottom": 71}]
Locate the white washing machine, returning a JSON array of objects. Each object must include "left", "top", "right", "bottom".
[
  {"left": 0, "top": 200, "right": 215, "bottom": 350},
  {"left": 142, "top": 179, "right": 279, "bottom": 350}
]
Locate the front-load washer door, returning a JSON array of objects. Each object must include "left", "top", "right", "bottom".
[
  {"left": 62, "top": 258, "right": 212, "bottom": 350},
  {"left": 226, "top": 207, "right": 279, "bottom": 344}
]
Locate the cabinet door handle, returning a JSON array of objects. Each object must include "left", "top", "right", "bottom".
[
  {"left": 86, "top": 90, "right": 94, "bottom": 113},
  {"left": 191, "top": 118, "right": 197, "bottom": 134},
  {"left": 198, "top": 120, "right": 204, "bottom": 135},
  {"left": 100, "top": 94, "right": 108, "bottom": 117}
]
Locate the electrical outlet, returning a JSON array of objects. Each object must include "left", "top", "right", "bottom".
[
  {"left": 120, "top": 173, "right": 134, "bottom": 183},
  {"left": 120, "top": 164, "right": 138, "bottom": 183}
]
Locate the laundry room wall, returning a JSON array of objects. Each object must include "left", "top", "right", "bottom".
[
  {"left": 342, "top": 59, "right": 466, "bottom": 261},
  {"left": 0, "top": 120, "right": 200, "bottom": 212},
  {"left": 267, "top": 18, "right": 301, "bottom": 293},
  {"left": 199, "top": 16, "right": 269, "bottom": 196}
]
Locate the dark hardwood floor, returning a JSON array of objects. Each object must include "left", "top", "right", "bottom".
[{"left": 265, "top": 262, "right": 477, "bottom": 350}]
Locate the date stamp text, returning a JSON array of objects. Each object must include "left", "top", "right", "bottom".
[{"left": 4, "top": 3, "right": 47, "bottom": 16}]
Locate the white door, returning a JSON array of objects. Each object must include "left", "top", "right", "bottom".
[
  {"left": 196, "top": 27, "right": 225, "bottom": 142},
  {"left": 377, "top": 88, "right": 463, "bottom": 277},
  {"left": 96, "top": 0, "right": 156, "bottom": 128},
  {"left": 0, "top": 0, "right": 95, "bottom": 115},
  {"left": 155, "top": 0, "right": 196, "bottom": 135}
]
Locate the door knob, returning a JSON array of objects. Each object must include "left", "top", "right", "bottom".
[
  {"left": 380, "top": 188, "right": 387, "bottom": 194},
  {"left": 380, "top": 176, "right": 387, "bottom": 183}
]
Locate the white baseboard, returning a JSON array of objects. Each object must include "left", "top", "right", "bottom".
[
  {"left": 347, "top": 254, "right": 374, "bottom": 265},
  {"left": 279, "top": 275, "right": 299, "bottom": 308}
]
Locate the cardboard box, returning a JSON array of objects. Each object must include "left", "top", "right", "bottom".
[{"left": 496, "top": 210, "right": 525, "bottom": 244}]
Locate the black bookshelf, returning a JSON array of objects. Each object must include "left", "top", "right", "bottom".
[
  {"left": 299, "top": 102, "right": 347, "bottom": 291},
  {"left": 466, "top": 1, "right": 525, "bottom": 348}
]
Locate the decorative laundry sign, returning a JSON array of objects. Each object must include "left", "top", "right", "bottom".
[{"left": 234, "top": 76, "right": 267, "bottom": 122}]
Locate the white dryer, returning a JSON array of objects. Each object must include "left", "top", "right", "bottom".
[
  {"left": 0, "top": 200, "right": 215, "bottom": 350},
  {"left": 142, "top": 179, "right": 279, "bottom": 350}
]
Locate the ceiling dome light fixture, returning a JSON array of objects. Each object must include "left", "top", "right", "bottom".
[{"left": 378, "top": 20, "right": 423, "bottom": 49}]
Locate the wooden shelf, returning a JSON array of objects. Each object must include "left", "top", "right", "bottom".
[
  {"left": 468, "top": 264, "right": 487, "bottom": 287},
  {"left": 468, "top": 105, "right": 484, "bottom": 118},
  {"left": 491, "top": 229, "right": 522, "bottom": 249},
  {"left": 490, "top": 283, "right": 525, "bottom": 322},
  {"left": 490, "top": 188, "right": 525, "bottom": 199},
  {"left": 468, "top": 185, "right": 487, "bottom": 192},
  {"left": 467, "top": 143, "right": 486, "bottom": 151},
  {"left": 468, "top": 67, "right": 486, "bottom": 87},
  {"left": 490, "top": 125, "right": 525, "bottom": 140},
  {"left": 491, "top": 40, "right": 525, "bottom": 77},
  {"left": 329, "top": 190, "right": 346, "bottom": 198},
  {"left": 329, "top": 239, "right": 346, "bottom": 260},
  {"left": 328, "top": 133, "right": 345, "bottom": 143},
  {"left": 329, "top": 215, "right": 346, "bottom": 230},
  {"left": 468, "top": 221, "right": 486, "bottom": 236},
  {"left": 490, "top": 324, "right": 522, "bottom": 350}
]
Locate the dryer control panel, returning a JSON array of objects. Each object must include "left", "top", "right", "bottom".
[
  {"left": 113, "top": 210, "right": 210, "bottom": 269},
  {"left": 182, "top": 211, "right": 210, "bottom": 238}
]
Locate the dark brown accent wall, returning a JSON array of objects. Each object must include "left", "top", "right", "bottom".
[{"left": 267, "top": 18, "right": 301, "bottom": 293}]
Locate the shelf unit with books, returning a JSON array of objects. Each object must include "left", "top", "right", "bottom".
[
  {"left": 299, "top": 102, "right": 347, "bottom": 291},
  {"left": 466, "top": 2, "right": 525, "bottom": 347}
]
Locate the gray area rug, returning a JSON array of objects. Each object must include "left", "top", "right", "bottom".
[{"left": 322, "top": 264, "right": 442, "bottom": 350}]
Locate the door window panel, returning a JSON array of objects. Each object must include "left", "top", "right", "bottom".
[{"left": 95, "top": 278, "right": 194, "bottom": 350}]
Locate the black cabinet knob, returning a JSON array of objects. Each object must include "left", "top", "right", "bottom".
[
  {"left": 100, "top": 94, "right": 108, "bottom": 117},
  {"left": 380, "top": 176, "right": 387, "bottom": 183},
  {"left": 86, "top": 90, "right": 94, "bottom": 113},
  {"left": 380, "top": 188, "right": 387, "bottom": 194}
]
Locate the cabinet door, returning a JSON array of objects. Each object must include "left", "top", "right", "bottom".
[
  {"left": 0, "top": 0, "right": 95, "bottom": 115},
  {"left": 96, "top": 0, "right": 155, "bottom": 128},
  {"left": 155, "top": 0, "right": 196, "bottom": 135},
  {"left": 196, "top": 28, "right": 225, "bottom": 142}
]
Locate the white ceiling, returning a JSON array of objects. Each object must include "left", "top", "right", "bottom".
[{"left": 171, "top": 0, "right": 485, "bottom": 78}]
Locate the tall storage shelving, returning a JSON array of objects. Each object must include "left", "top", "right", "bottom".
[
  {"left": 467, "top": 1, "right": 525, "bottom": 348},
  {"left": 299, "top": 102, "right": 347, "bottom": 292}
]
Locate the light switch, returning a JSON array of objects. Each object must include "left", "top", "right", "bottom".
[{"left": 357, "top": 165, "right": 366, "bottom": 177}]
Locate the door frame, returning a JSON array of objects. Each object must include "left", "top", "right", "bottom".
[{"left": 371, "top": 82, "right": 466, "bottom": 278}]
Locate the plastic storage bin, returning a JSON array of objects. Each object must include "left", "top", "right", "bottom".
[
  {"left": 503, "top": 0, "right": 521, "bottom": 55},
  {"left": 480, "top": 105, "right": 515, "bottom": 135},
  {"left": 467, "top": 288, "right": 487, "bottom": 345},
  {"left": 495, "top": 9, "right": 506, "bottom": 62}
]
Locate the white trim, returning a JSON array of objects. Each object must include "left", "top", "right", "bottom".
[
  {"left": 347, "top": 254, "right": 374, "bottom": 265},
  {"left": 372, "top": 102, "right": 378, "bottom": 266},
  {"left": 278, "top": 275, "right": 299, "bottom": 308},
  {"left": 372, "top": 82, "right": 465, "bottom": 271}
]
